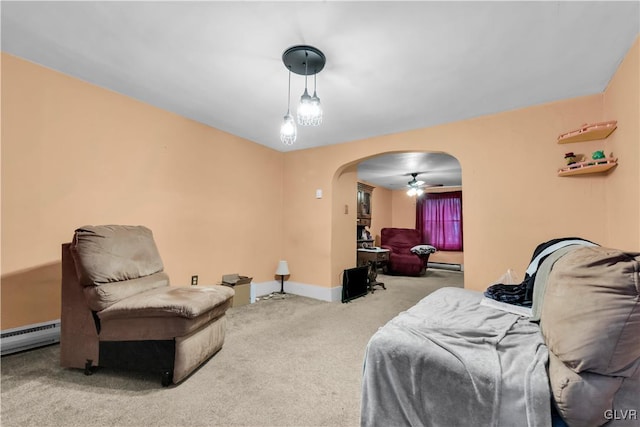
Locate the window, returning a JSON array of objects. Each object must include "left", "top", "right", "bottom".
[{"left": 416, "top": 191, "right": 463, "bottom": 251}]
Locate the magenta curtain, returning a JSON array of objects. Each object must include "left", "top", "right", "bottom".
[{"left": 416, "top": 191, "right": 463, "bottom": 251}]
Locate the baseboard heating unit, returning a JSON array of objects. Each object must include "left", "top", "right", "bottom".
[
  {"left": 1, "top": 319, "right": 61, "bottom": 356},
  {"left": 427, "top": 262, "right": 464, "bottom": 272}
]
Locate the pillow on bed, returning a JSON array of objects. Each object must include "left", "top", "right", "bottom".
[
  {"left": 548, "top": 352, "right": 622, "bottom": 426},
  {"left": 540, "top": 246, "right": 640, "bottom": 377}
]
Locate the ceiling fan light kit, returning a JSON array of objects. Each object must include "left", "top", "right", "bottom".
[
  {"left": 406, "top": 173, "right": 425, "bottom": 196},
  {"left": 407, "top": 187, "right": 424, "bottom": 197},
  {"left": 280, "top": 45, "right": 326, "bottom": 144}
]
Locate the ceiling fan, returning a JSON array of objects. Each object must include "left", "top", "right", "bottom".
[{"left": 406, "top": 172, "right": 442, "bottom": 196}]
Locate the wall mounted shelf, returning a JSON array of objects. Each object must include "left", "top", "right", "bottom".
[
  {"left": 557, "top": 120, "right": 617, "bottom": 144},
  {"left": 556, "top": 119, "right": 618, "bottom": 177},
  {"left": 558, "top": 158, "right": 618, "bottom": 177}
]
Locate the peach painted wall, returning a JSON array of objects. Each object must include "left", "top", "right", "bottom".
[
  {"left": 281, "top": 147, "right": 337, "bottom": 286},
  {"left": 2, "top": 37, "right": 637, "bottom": 328},
  {"left": 1, "top": 54, "right": 284, "bottom": 329},
  {"left": 297, "top": 87, "right": 633, "bottom": 290},
  {"left": 391, "top": 190, "right": 417, "bottom": 229},
  {"left": 602, "top": 37, "right": 639, "bottom": 251},
  {"left": 331, "top": 165, "right": 358, "bottom": 284}
]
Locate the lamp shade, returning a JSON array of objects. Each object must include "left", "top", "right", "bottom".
[{"left": 275, "top": 260, "right": 290, "bottom": 276}]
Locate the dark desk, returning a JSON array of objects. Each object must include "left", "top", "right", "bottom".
[{"left": 357, "top": 248, "right": 390, "bottom": 293}]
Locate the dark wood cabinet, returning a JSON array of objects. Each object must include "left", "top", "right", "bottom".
[
  {"left": 357, "top": 183, "right": 373, "bottom": 219},
  {"left": 357, "top": 183, "right": 375, "bottom": 243}
]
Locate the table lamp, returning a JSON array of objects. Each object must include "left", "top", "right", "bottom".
[{"left": 275, "top": 260, "right": 290, "bottom": 294}]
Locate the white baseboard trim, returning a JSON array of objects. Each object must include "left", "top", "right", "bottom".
[{"left": 251, "top": 281, "right": 342, "bottom": 303}]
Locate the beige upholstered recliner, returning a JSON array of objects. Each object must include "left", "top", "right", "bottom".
[{"left": 60, "top": 225, "right": 234, "bottom": 386}]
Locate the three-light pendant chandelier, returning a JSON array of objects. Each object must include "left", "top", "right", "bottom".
[{"left": 280, "top": 45, "right": 326, "bottom": 145}]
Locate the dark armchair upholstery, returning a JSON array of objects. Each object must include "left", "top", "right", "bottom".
[{"left": 381, "top": 228, "right": 431, "bottom": 276}]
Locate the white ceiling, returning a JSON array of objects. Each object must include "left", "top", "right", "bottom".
[
  {"left": 359, "top": 152, "right": 462, "bottom": 190},
  {"left": 2, "top": 1, "right": 638, "bottom": 188}
]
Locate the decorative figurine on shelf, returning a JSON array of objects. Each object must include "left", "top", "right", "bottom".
[
  {"left": 361, "top": 226, "right": 372, "bottom": 241},
  {"left": 564, "top": 152, "right": 576, "bottom": 165},
  {"left": 590, "top": 150, "right": 608, "bottom": 165}
]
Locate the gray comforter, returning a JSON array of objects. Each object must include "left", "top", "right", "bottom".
[{"left": 361, "top": 287, "right": 550, "bottom": 427}]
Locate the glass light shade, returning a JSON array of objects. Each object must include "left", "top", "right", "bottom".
[
  {"left": 275, "top": 260, "right": 290, "bottom": 276},
  {"left": 407, "top": 187, "right": 424, "bottom": 196},
  {"left": 308, "top": 92, "right": 323, "bottom": 126},
  {"left": 280, "top": 113, "right": 297, "bottom": 145},
  {"left": 297, "top": 89, "right": 315, "bottom": 126}
]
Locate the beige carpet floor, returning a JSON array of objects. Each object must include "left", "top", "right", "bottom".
[{"left": 1, "top": 270, "right": 464, "bottom": 427}]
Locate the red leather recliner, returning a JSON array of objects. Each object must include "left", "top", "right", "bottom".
[{"left": 381, "top": 228, "right": 428, "bottom": 276}]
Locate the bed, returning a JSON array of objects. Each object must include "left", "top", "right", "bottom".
[{"left": 361, "top": 287, "right": 550, "bottom": 427}]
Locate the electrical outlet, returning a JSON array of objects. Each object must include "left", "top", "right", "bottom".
[{"left": 191, "top": 275, "right": 198, "bottom": 286}]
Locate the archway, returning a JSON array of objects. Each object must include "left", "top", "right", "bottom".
[{"left": 330, "top": 150, "right": 464, "bottom": 289}]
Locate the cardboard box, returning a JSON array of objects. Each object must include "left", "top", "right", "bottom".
[{"left": 221, "top": 274, "right": 252, "bottom": 307}]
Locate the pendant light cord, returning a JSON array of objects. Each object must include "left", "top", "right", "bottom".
[
  {"left": 304, "top": 51, "right": 309, "bottom": 91},
  {"left": 287, "top": 69, "right": 292, "bottom": 114}
]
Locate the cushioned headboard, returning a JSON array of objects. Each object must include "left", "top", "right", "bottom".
[{"left": 71, "top": 225, "right": 164, "bottom": 286}]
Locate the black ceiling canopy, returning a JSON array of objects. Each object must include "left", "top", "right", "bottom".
[{"left": 282, "top": 45, "right": 326, "bottom": 76}]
